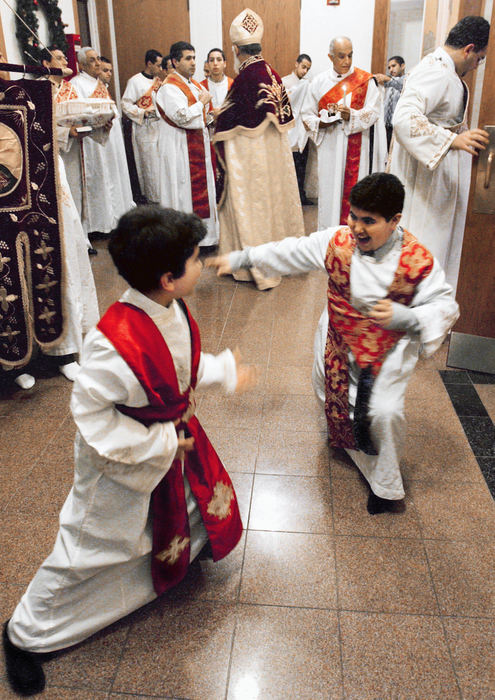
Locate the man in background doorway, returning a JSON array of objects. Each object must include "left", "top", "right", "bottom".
[
  {"left": 282, "top": 53, "right": 314, "bottom": 205},
  {"left": 374, "top": 55, "right": 405, "bottom": 149},
  {"left": 122, "top": 49, "right": 163, "bottom": 203},
  {"left": 302, "top": 36, "right": 387, "bottom": 230},
  {"left": 389, "top": 15, "right": 490, "bottom": 292}
]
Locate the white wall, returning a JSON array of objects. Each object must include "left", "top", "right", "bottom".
[
  {"left": 300, "top": 0, "right": 376, "bottom": 78},
  {"left": 0, "top": 0, "right": 77, "bottom": 64},
  {"left": 189, "top": 0, "right": 223, "bottom": 73}
]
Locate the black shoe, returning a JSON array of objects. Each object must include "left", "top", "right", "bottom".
[
  {"left": 367, "top": 492, "right": 405, "bottom": 515},
  {"left": 88, "top": 246, "right": 98, "bottom": 256},
  {"left": 2, "top": 621, "right": 46, "bottom": 696},
  {"left": 300, "top": 196, "right": 315, "bottom": 206}
]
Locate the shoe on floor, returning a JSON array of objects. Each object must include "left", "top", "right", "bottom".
[
  {"left": 367, "top": 492, "right": 405, "bottom": 515},
  {"left": 2, "top": 621, "right": 46, "bottom": 696},
  {"left": 88, "top": 246, "right": 98, "bottom": 256}
]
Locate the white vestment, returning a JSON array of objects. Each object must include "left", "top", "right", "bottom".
[
  {"left": 229, "top": 227, "right": 459, "bottom": 499},
  {"left": 121, "top": 72, "right": 161, "bottom": 202},
  {"left": 7, "top": 288, "right": 237, "bottom": 653},
  {"left": 282, "top": 74, "right": 311, "bottom": 153},
  {"left": 389, "top": 47, "right": 471, "bottom": 292},
  {"left": 301, "top": 67, "right": 387, "bottom": 229},
  {"left": 63, "top": 72, "right": 134, "bottom": 234},
  {"left": 204, "top": 76, "right": 230, "bottom": 109},
  {"left": 154, "top": 72, "right": 219, "bottom": 246}
]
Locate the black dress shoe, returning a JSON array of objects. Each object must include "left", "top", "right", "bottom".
[
  {"left": 300, "top": 196, "right": 315, "bottom": 206},
  {"left": 2, "top": 621, "right": 46, "bottom": 696},
  {"left": 88, "top": 246, "right": 98, "bottom": 256}
]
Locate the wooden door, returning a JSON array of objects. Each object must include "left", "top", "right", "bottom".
[
  {"left": 221, "top": 0, "right": 300, "bottom": 80},
  {"left": 113, "top": 0, "right": 190, "bottom": 96}
]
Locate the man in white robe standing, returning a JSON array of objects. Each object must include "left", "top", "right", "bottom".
[
  {"left": 200, "top": 48, "right": 233, "bottom": 119},
  {"left": 302, "top": 36, "right": 387, "bottom": 229},
  {"left": 122, "top": 49, "right": 163, "bottom": 203},
  {"left": 67, "top": 48, "right": 134, "bottom": 238},
  {"left": 389, "top": 15, "right": 490, "bottom": 293},
  {"left": 154, "top": 41, "right": 219, "bottom": 247}
]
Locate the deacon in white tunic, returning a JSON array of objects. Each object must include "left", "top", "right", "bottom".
[
  {"left": 7, "top": 287, "right": 238, "bottom": 653},
  {"left": 301, "top": 37, "right": 387, "bottom": 229},
  {"left": 154, "top": 42, "right": 219, "bottom": 246},
  {"left": 389, "top": 16, "right": 490, "bottom": 292},
  {"left": 209, "top": 173, "right": 459, "bottom": 508},
  {"left": 121, "top": 50, "right": 163, "bottom": 202}
]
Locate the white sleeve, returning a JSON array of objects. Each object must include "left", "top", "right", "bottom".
[
  {"left": 301, "top": 77, "right": 326, "bottom": 147},
  {"left": 392, "top": 68, "right": 456, "bottom": 171},
  {"left": 71, "top": 329, "right": 178, "bottom": 479},
  {"left": 409, "top": 259, "right": 460, "bottom": 355},
  {"left": 121, "top": 78, "right": 146, "bottom": 125},
  {"left": 231, "top": 228, "right": 336, "bottom": 277},
  {"left": 197, "top": 349, "right": 237, "bottom": 394},
  {"left": 156, "top": 84, "right": 204, "bottom": 128},
  {"left": 344, "top": 79, "right": 382, "bottom": 136}
]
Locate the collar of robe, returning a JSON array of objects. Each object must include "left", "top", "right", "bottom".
[{"left": 141, "top": 71, "right": 154, "bottom": 79}]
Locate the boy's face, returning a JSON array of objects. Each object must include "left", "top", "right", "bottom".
[
  {"left": 172, "top": 246, "right": 203, "bottom": 297},
  {"left": 348, "top": 206, "right": 401, "bottom": 253}
]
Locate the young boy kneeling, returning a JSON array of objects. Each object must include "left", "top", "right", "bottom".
[
  {"left": 3, "top": 206, "right": 256, "bottom": 696},
  {"left": 208, "top": 173, "right": 459, "bottom": 514}
]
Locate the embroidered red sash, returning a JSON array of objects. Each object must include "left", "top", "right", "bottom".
[
  {"left": 55, "top": 79, "right": 78, "bottom": 103},
  {"left": 157, "top": 73, "right": 211, "bottom": 219},
  {"left": 90, "top": 78, "right": 112, "bottom": 99},
  {"left": 324, "top": 227, "right": 434, "bottom": 449},
  {"left": 200, "top": 76, "right": 234, "bottom": 113},
  {"left": 136, "top": 77, "right": 162, "bottom": 110},
  {"left": 97, "top": 301, "right": 243, "bottom": 594},
  {"left": 318, "top": 67, "right": 372, "bottom": 224}
]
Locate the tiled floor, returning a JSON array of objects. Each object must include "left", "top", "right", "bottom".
[{"left": 1, "top": 207, "right": 495, "bottom": 699}]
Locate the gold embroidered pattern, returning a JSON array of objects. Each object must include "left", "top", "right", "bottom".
[
  {"left": 207, "top": 481, "right": 234, "bottom": 520},
  {"left": 155, "top": 535, "right": 190, "bottom": 565},
  {"left": 410, "top": 113, "right": 437, "bottom": 137},
  {"left": 256, "top": 64, "right": 292, "bottom": 121},
  {"left": 241, "top": 12, "right": 259, "bottom": 34}
]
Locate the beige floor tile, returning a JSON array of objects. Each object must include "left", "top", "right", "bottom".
[
  {"left": 263, "top": 364, "right": 315, "bottom": 395},
  {"left": 425, "top": 539, "right": 495, "bottom": 617},
  {"left": 475, "top": 384, "right": 495, "bottom": 424},
  {"left": 0, "top": 512, "right": 59, "bottom": 584},
  {"left": 240, "top": 531, "right": 337, "bottom": 608},
  {"left": 331, "top": 477, "right": 423, "bottom": 539},
  {"left": 230, "top": 472, "right": 253, "bottom": 526},
  {"left": 228, "top": 605, "right": 343, "bottom": 699},
  {"left": 261, "top": 393, "right": 323, "bottom": 432},
  {"left": 340, "top": 611, "right": 460, "bottom": 698},
  {"left": 112, "top": 599, "right": 236, "bottom": 699},
  {"left": 208, "top": 427, "right": 260, "bottom": 473},
  {"left": 256, "top": 427, "right": 331, "bottom": 477},
  {"left": 336, "top": 536, "right": 438, "bottom": 614},
  {"left": 249, "top": 474, "right": 333, "bottom": 533},
  {"left": 402, "top": 430, "right": 485, "bottom": 484},
  {"left": 444, "top": 617, "right": 495, "bottom": 699},
  {"left": 0, "top": 683, "right": 109, "bottom": 699},
  {"left": 197, "top": 392, "right": 265, "bottom": 430}
]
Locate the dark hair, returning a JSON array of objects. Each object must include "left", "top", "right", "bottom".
[
  {"left": 170, "top": 41, "right": 195, "bottom": 65},
  {"left": 40, "top": 45, "right": 62, "bottom": 64},
  {"left": 145, "top": 49, "right": 162, "bottom": 65},
  {"left": 207, "top": 47, "right": 226, "bottom": 61},
  {"left": 388, "top": 55, "right": 405, "bottom": 65},
  {"left": 108, "top": 206, "right": 206, "bottom": 293},
  {"left": 349, "top": 173, "right": 405, "bottom": 220},
  {"left": 445, "top": 15, "right": 490, "bottom": 52},
  {"left": 161, "top": 54, "right": 172, "bottom": 69},
  {"left": 297, "top": 53, "right": 312, "bottom": 64},
  {"left": 99, "top": 56, "right": 111, "bottom": 64},
  {"left": 237, "top": 43, "right": 262, "bottom": 56}
]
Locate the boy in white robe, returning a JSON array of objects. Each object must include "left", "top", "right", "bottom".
[
  {"left": 208, "top": 173, "right": 459, "bottom": 513},
  {"left": 3, "top": 206, "right": 256, "bottom": 697}
]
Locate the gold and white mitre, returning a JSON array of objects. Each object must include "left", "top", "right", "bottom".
[{"left": 229, "top": 7, "right": 264, "bottom": 45}]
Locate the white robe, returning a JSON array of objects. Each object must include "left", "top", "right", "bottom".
[
  {"left": 282, "top": 74, "right": 311, "bottom": 153},
  {"left": 8, "top": 288, "right": 237, "bottom": 653},
  {"left": 64, "top": 72, "right": 134, "bottom": 234},
  {"left": 389, "top": 47, "right": 472, "bottom": 293},
  {"left": 121, "top": 72, "right": 161, "bottom": 202},
  {"left": 204, "top": 76, "right": 230, "bottom": 110},
  {"left": 229, "top": 227, "right": 459, "bottom": 499},
  {"left": 301, "top": 67, "right": 387, "bottom": 229},
  {"left": 154, "top": 72, "right": 219, "bottom": 246}
]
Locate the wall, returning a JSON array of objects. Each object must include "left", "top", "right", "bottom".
[
  {"left": 388, "top": 0, "right": 424, "bottom": 70},
  {"left": 300, "top": 0, "right": 376, "bottom": 78},
  {"left": 0, "top": 0, "right": 77, "bottom": 64},
  {"left": 190, "top": 0, "right": 223, "bottom": 71}
]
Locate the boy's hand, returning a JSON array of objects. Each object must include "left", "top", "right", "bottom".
[
  {"left": 233, "top": 347, "right": 259, "bottom": 393},
  {"left": 205, "top": 255, "right": 232, "bottom": 276},
  {"left": 175, "top": 436, "right": 195, "bottom": 461},
  {"left": 369, "top": 299, "right": 393, "bottom": 328}
]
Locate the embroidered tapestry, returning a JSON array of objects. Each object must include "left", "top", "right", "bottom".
[{"left": 0, "top": 77, "right": 63, "bottom": 367}]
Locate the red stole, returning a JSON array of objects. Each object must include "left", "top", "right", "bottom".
[
  {"left": 55, "top": 79, "right": 78, "bottom": 103},
  {"left": 136, "top": 77, "right": 162, "bottom": 110},
  {"left": 318, "top": 68, "right": 372, "bottom": 224},
  {"left": 200, "top": 76, "right": 234, "bottom": 113},
  {"left": 157, "top": 73, "right": 210, "bottom": 219},
  {"left": 90, "top": 79, "right": 112, "bottom": 99},
  {"left": 324, "top": 227, "right": 434, "bottom": 449},
  {"left": 97, "top": 300, "right": 243, "bottom": 594}
]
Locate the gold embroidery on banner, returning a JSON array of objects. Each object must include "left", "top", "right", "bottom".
[
  {"left": 155, "top": 535, "right": 190, "bottom": 565},
  {"left": 207, "top": 481, "right": 234, "bottom": 520}
]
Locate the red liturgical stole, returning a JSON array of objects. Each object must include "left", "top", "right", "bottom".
[
  {"left": 136, "top": 77, "right": 162, "bottom": 110},
  {"left": 98, "top": 300, "right": 243, "bottom": 594}
]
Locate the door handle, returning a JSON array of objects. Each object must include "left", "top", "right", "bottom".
[{"left": 484, "top": 150, "right": 493, "bottom": 189}]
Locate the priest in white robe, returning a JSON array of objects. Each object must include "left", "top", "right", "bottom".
[
  {"left": 389, "top": 16, "right": 490, "bottom": 293},
  {"left": 122, "top": 49, "right": 163, "bottom": 203},
  {"left": 154, "top": 41, "right": 219, "bottom": 246},
  {"left": 302, "top": 36, "right": 387, "bottom": 230}
]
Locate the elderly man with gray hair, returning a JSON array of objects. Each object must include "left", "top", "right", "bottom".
[{"left": 301, "top": 36, "right": 387, "bottom": 229}]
